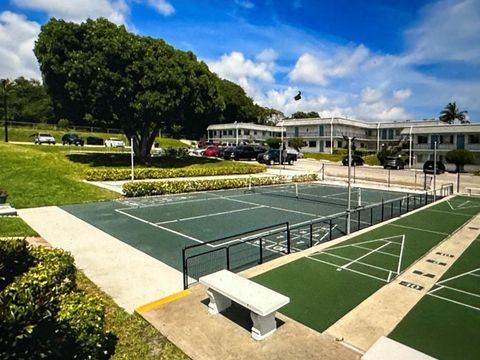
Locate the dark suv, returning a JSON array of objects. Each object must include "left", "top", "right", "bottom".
[
  {"left": 258, "top": 149, "right": 297, "bottom": 165},
  {"left": 62, "top": 133, "right": 84, "bottom": 146},
  {"left": 383, "top": 157, "right": 405, "bottom": 170},
  {"left": 423, "top": 160, "right": 446, "bottom": 174},
  {"left": 342, "top": 155, "right": 364, "bottom": 166},
  {"left": 231, "top": 145, "right": 266, "bottom": 160}
]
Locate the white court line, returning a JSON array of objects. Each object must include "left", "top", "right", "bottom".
[
  {"left": 311, "top": 251, "right": 395, "bottom": 273},
  {"left": 428, "top": 293, "right": 480, "bottom": 312},
  {"left": 437, "top": 284, "right": 480, "bottom": 299},
  {"left": 339, "top": 242, "right": 392, "bottom": 270},
  {"left": 397, "top": 234, "right": 405, "bottom": 274},
  {"left": 156, "top": 205, "right": 265, "bottom": 225},
  {"left": 436, "top": 268, "right": 480, "bottom": 285},
  {"left": 387, "top": 223, "right": 449, "bottom": 236},
  {"left": 428, "top": 285, "right": 444, "bottom": 295},
  {"left": 114, "top": 209, "right": 206, "bottom": 245},
  {"left": 208, "top": 192, "right": 320, "bottom": 217},
  {"left": 352, "top": 244, "right": 399, "bottom": 258},
  {"left": 426, "top": 209, "right": 473, "bottom": 217},
  {"left": 306, "top": 256, "right": 388, "bottom": 282},
  {"left": 315, "top": 235, "right": 404, "bottom": 253}
]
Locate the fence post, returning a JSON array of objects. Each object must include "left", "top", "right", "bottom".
[
  {"left": 259, "top": 238, "right": 263, "bottom": 264},
  {"left": 370, "top": 207, "right": 373, "bottom": 225},
  {"left": 286, "top": 224, "right": 291, "bottom": 254},
  {"left": 390, "top": 202, "right": 394, "bottom": 218},
  {"left": 226, "top": 247, "right": 231, "bottom": 270},
  {"left": 406, "top": 196, "right": 410, "bottom": 212},
  {"left": 310, "top": 224, "right": 313, "bottom": 248},
  {"left": 357, "top": 210, "right": 361, "bottom": 230},
  {"left": 381, "top": 199, "right": 384, "bottom": 221},
  {"left": 329, "top": 219, "right": 333, "bottom": 240},
  {"left": 182, "top": 248, "right": 188, "bottom": 290}
]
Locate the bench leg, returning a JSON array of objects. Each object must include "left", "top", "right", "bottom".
[
  {"left": 206, "top": 289, "right": 231, "bottom": 315},
  {"left": 250, "top": 311, "right": 277, "bottom": 340}
]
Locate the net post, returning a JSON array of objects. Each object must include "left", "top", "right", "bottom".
[
  {"left": 406, "top": 195, "right": 410, "bottom": 212},
  {"left": 381, "top": 199, "right": 384, "bottom": 221},
  {"left": 390, "top": 201, "right": 394, "bottom": 218},
  {"left": 370, "top": 207, "right": 373, "bottom": 225},
  {"left": 357, "top": 209, "right": 361, "bottom": 230},
  {"left": 259, "top": 237, "right": 263, "bottom": 264},
  {"left": 329, "top": 219, "right": 333, "bottom": 240}
]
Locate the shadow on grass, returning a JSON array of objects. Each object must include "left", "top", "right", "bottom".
[{"left": 67, "top": 153, "right": 220, "bottom": 168}]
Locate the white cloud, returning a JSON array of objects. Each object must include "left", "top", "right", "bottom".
[
  {"left": 147, "top": 0, "right": 175, "bottom": 16},
  {"left": 289, "top": 44, "right": 370, "bottom": 85},
  {"left": 361, "top": 87, "right": 383, "bottom": 104},
  {"left": 256, "top": 48, "right": 277, "bottom": 63},
  {"left": 405, "top": 0, "right": 480, "bottom": 64},
  {"left": 12, "top": 0, "right": 129, "bottom": 24},
  {"left": 0, "top": 11, "right": 41, "bottom": 80},
  {"left": 234, "top": 0, "right": 255, "bottom": 9},
  {"left": 393, "top": 88, "right": 411, "bottom": 102}
]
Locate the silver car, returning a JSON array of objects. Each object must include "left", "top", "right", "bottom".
[{"left": 34, "top": 132, "right": 56, "bottom": 145}]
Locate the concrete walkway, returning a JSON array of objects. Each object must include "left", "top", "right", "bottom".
[
  {"left": 325, "top": 213, "right": 480, "bottom": 351},
  {"left": 19, "top": 206, "right": 184, "bottom": 313}
]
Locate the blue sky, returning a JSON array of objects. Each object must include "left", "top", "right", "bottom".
[{"left": 1, "top": 0, "right": 479, "bottom": 122}]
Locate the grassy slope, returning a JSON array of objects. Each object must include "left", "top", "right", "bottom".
[{"left": 0, "top": 143, "right": 119, "bottom": 208}]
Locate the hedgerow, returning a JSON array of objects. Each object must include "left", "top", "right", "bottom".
[
  {"left": 85, "top": 163, "right": 266, "bottom": 181},
  {"left": 122, "top": 173, "right": 319, "bottom": 197},
  {"left": 0, "top": 239, "right": 113, "bottom": 359}
]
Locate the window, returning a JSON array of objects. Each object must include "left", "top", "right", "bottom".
[
  {"left": 337, "top": 140, "right": 343, "bottom": 148},
  {"left": 469, "top": 135, "right": 480, "bottom": 144},
  {"left": 294, "top": 127, "right": 299, "bottom": 137},
  {"left": 319, "top": 125, "right": 324, "bottom": 136},
  {"left": 223, "top": 130, "right": 227, "bottom": 135},
  {"left": 228, "top": 130, "right": 233, "bottom": 135},
  {"left": 381, "top": 129, "right": 387, "bottom": 139},
  {"left": 388, "top": 129, "right": 394, "bottom": 139},
  {"left": 418, "top": 135, "right": 428, "bottom": 144},
  {"left": 308, "top": 141, "right": 317, "bottom": 148},
  {"left": 244, "top": 130, "right": 250, "bottom": 135},
  {"left": 326, "top": 140, "right": 332, "bottom": 147},
  {"left": 439, "top": 135, "right": 454, "bottom": 144},
  {"left": 254, "top": 131, "right": 257, "bottom": 135}
]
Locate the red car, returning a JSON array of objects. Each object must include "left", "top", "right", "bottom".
[{"left": 203, "top": 146, "right": 221, "bottom": 157}]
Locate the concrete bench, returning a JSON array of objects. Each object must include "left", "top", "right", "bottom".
[
  {"left": 199, "top": 269, "right": 290, "bottom": 340},
  {"left": 465, "top": 187, "right": 480, "bottom": 196}
]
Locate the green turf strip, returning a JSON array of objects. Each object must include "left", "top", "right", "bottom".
[
  {"left": 253, "top": 196, "right": 478, "bottom": 334},
  {"left": 389, "top": 239, "right": 480, "bottom": 360}
]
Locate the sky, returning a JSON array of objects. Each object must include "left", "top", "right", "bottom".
[{"left": 1, "top": 0, "right": 479, "bottom": 122}]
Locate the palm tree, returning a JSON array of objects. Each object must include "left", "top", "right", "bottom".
[{"left": 439, "top": 102, "right": 469, "bottom": 124}]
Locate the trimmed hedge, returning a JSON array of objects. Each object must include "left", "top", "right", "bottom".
[
  {"left": 0, "top": 240, "right": 113, "bottom": 359},
  {"left": 0, "top": 238, "right": 33, "bottom": 291},
  {"left": 123, "top": 173, "right": 319, "bottom": 197},
  {"left": 85, "top": 164, "right": 266, "bottom": 181}
]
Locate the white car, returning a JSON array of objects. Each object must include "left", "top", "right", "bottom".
[
  {"left": 105, "top": 137, "right": 125, "bottom": 148},
  {"left": 34, "top": 132, "right": 56, "bottom": 145}
]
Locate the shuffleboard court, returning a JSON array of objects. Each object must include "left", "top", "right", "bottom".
[{"left": 253, "top": 196, "right": 480, "bottom": 337}]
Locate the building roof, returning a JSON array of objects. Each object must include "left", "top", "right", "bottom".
[
  {"left": 279, "top": 117, "right": 440, "bottom": 129},
  {"left": 207, "top": 122, "right": 282, "bottom": 132},
  {"left": 400, "top": 123, "right": 480, "bottom": 135}
]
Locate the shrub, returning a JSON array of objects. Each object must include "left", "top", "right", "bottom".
[
  {"left": 85, "top": 164, "right": 266, "bottom": 181},
  {"left": 123, "top": 174, "right": 319, "bottom": 197},
  {"left": 57, "top": 118, "right": 70, "bottom": 130},
  {"left": 0, "top": 238, "right": 34, "bottom": 291}
]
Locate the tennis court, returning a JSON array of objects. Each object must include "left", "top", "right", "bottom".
[
  {"left": 62, "top": 182, "right": 422, "bottom": 274},
  {"left": 253, "top": 195, "right": 480, "bottom": 358}
]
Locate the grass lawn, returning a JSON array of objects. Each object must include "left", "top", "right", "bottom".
[{"left": 0, "top": 217, "right": 38, "bottom": 237}]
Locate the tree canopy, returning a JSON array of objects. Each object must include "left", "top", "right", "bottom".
[
  {"left": 445, "top": 149, "right": 474, "bottom": 172},
  {"left": 0, "top": 77, "right": 53, "bottom": 123},
  {"left": 291, "top": 111, "right": 319, "bottom": 119},
  {"left": 439, "top": 102, "right": 469, "bottom": 124},
  {"left": 34, "top": 18, "right": 224, "bottom": 160}
]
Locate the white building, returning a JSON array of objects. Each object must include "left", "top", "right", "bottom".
[{"left": 206, "top": 122, "right": 284, "bottom": 145}]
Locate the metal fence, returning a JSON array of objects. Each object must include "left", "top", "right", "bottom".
[{"left": 181, "top": 185, "right": 453, "bottom": 289}]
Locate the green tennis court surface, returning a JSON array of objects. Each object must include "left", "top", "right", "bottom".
[
  {"left": 253, "top": 196, "right": 480, "bottom": 345},
  {"left": 62, "top": 183, "right": 414, "bottom": 271}
]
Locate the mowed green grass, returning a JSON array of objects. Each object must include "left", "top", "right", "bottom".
[
  {"left": 389, "top": 237, "right": 480, "bottom": 360},
  {"left": 0, "top": 143, "right": 119, "bottom": 208},
  {"left": 253, "top": 196, "right": 479, "bottom": 332}
]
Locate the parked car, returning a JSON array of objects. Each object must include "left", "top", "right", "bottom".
[
  {"left": 383, "top": 157, "right": 405, "bottom": 170},
  {"left": 222, "top": 146, "right": 236, "bottom": 159},
  {"left": 231, "top": 145, "right": 266, "bottom": 160},
  {"left": 86, "top": 136, "right": 104, "bottom": 145},
  {"left": 33, "top": 132, "right": 56, "bottom": 145},
  {"left": 342, "top": 155, "right": 364, "bottom": 166},
  {"left": 61, "top": 133, "right": 84, "bottom": 146},
  {"left": 203, "top": 146, "right": 221, "bottom": 157},
  {"left": 258, "top": 149, "right": 297, "bottom": 165},
  {"left": 105, "top": 137, "right": 125, "bottom": 148},
  {"left": 423, "top": 160, "right": 446, "bottom": 174}
]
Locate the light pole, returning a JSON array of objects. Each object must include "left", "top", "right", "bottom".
[
  {"left": 409, "top": 126, "right": 413, "bottom": 169},
  {"left": 235, "top": 121, "right": 239, "bottom": 145},
  {"left": 343, "top": 135, "right": 356, "bottom": 235},
  {"left": 433, "top": 141, "right": 437, "bottom": 201}
]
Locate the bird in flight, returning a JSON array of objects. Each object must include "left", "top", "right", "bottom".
[{"left": 294, "top": 91, "right": 302, "bottom": 101}]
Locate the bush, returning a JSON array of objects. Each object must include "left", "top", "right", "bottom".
[
  {"left": 123, "top": 174, "right": 319, "bottom": 197},
  {"left": 57, "top": 118, "right": 70, "bottom": 130},
  {"left": 85, "top": 164, "right": 266, "bottom": 181},
  {"left": 0, "top": 238, "right": 34, "bottom": 291},
  {"left": 0, "top": 244, "right": 113, "bottom": 359}
]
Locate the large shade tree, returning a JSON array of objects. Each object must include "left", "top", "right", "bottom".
[
  {"left": 34, "top": 18, "right": 224, "bottom": 160},
  {"left": 439, "top": 102, "right": 469, "bottom": 124}
]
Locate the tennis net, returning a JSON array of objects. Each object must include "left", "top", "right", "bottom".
[{"left": 249, "top": 183, "right": 362, "bottom": 208}]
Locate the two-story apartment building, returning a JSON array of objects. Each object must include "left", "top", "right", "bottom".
[{"left": 206, "top": 122, "right": 284, "bottom": 145}]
